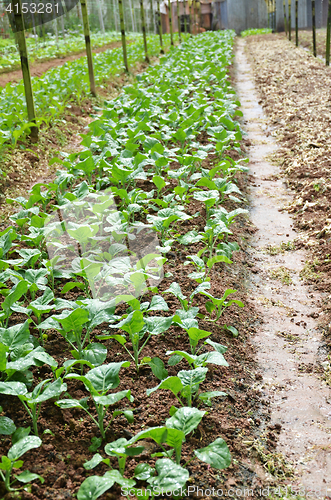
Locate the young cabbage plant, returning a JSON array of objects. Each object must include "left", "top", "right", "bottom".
[
  {"left": 166, "top": 338, "right": 229, "bottom": 376},
  {"left": 0, "top": 378, "right": 66, "bottom": 436},
  {"left": 79, "top": 410, "right": 231, "bottom": 500},
  {"left": 0, "top": 427, "right": 43, "bottom": 492},
  {"left": 99, "top": 298, "right": 173, "bottom": 374},
  {"left": 57, "top": 361, "right": 131, "bottom": 440},
  {"left": 199, "top": 288, "right": 244, "bottom": 323},
  {"left": 147, "top": 367, "right": 226, "bottom": 407}
]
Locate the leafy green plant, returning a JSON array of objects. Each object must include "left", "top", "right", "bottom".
[
  {"left": 0, "top": 427, "right": 44, "bottom": 492},
  {"left": 56, "top": 362, "right": 131, "bottom": 439},
  {"left": 0, "top": 378, "right": 66, "bottom": 435},
  {"left": 77, "top": 407, "right": 231, "bottom": 500}
]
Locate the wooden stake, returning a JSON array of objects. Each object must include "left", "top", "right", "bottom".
[
  {"left": 288, "top": 0, "right": 291, "bottom": 40},
  {"left": 326, "top": 0, "right": 331, "bottom": 65},
  {"left": 157, "top": 0, "right": 164, "bottom": 53},
  {"left": 168, "top": 0, "right": 174, "bottom": 45},
  {"left": 80, "top": 0, "right": 96, "bottom": 96},
  {"left": 140, "top": 0, "right": 150, "bottom": 62},
  {"left": 12, "top": 0, "right": 38, "bottom": 141},
  {"left": 177, "top": 0, "right": 181, "bottom": 42},
  {"left": 295, "top": 0, "right": 298, "bottom": 46},
  {"left": 283, "top": 0, "right": 288, "bottom": 36},
  {"left": 312, "top": 0, "right": 316, "bottom": 56},
  {"left": 118, "top": 0, "right": 129, "bottom": 71}
]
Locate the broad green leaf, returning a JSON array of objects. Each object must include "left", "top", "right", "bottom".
[
  {"left": 0, "top": 342, "right": 8, "bottom": 371},
  {"left": 146, "top": 376, "right": 183, "bottom": 397},
  {"left": 147, "top": 357, "right": 168, "bottom": 380},
  {"left": 147, "top": 458, "right": 189, "bottom": 491},
  {"left": 144, "top": 316, "right": 173, "bottom": 335},
  {"left": 0, "top": 381, "right": 28, "bottom": 397},
  {"left": 15, "top": 470, "right": 44, "bottom": 484},
  {"left": 82, "top": 343, "right": 107, "bottom": 367},
  {"left": 194, "top": 437, "right": 231, "bottom": 469},
  {"left": 0, "top": 416, "right": 16, "bottom": 435},
  {"left": 56, "top": 308, "right": 89, "bottom": 333},
  {"left": 134, "top": 463, "right": 155, "bottom": 480},
  {"left": 77, "top": 475, "right": 116, "bottom": 500},
  {"left": 166, "top": 407, "right": 206, "bottom": 436},
  {"left": 149, "top": 295, "right": 169, "bottom": 311},
  {"left": 8, "top": 436, "right": 42, "bottom": 460},
  {"left": 84, "top": 362, "right": 129, "bottom": 394},
  {"left": 187, "top": 327, "right": 211, "bottom": 351},
  {"left": 199, "top": 391, "right": 227, "bottom": 405}
]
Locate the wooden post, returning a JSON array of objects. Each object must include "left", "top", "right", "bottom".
[
  {"left": 283, "top": 0, "right": 288, "bottom": 36},
  {"left": 288, "top": 0, "right": 291, "bottom": 40},
  {"left": 326, "top": 0, "right": 331, "bottom": 65},
  {"left": 295, "top": 0, "right": 298, "bottom": 46},
  {"left": 12, "top": 0, "right": 38, "bottom": 141},
  {"left": 80, "top": 0, "right": 96, "bottom": 96},
  {"left": 177, "top": 0, "right": 181, "bottom": 42},
  {"left": 140, "top": 0, "right": 150, "bottom": 62},
  {"left": 168, "top": 0, "right": 174, "bottom": 44},
  {"left": 118, "top": 0, "right": 129, "bottom": 71},
  {"left": 157, "top": 0, "right": 164, "bottom": 53},
  {"left": 183, "top": 0, "right": 188, "bottom": 33},
  {"left": 150, "top": 0, "right": 154, "bottom": 32},
  {"left": 312, "top": 0, "right": 316, "bottom": 56}
]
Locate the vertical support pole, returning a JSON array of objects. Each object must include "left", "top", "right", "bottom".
[
  {"left": 326, "top": 0, "right": 331, "bottom": 65},
  {"left": 183, "top": 0, "right": 188, "bottom": 33},
  {"left": 312, "top": 0, "right": 316, "bottom": 56},
  {"left": 177, "top": 0, "right": 181, "bottom": 42},
  {"left": 12, "top": 0, "right": 38, "bottom": 141},
  {"left": 150, "top": 0, "right": 154, "bottom": 32},
  {"left": 283, "top": 0, "right": 288, "bottom": 36},
  {"left": 140, "top": 0, "right": 150, "bottom": 62},
  {"left": 288, "top": 0, "right": 291, "bottom": 40},
  {"left": 157, "top": 0, "right": 164, "bottom": 53},
  {"left": 295, "top": 0, "right": 298, "bottom": 46},
  {"left": 118, "top": 0, "right": 129, "bottom": 71},
  {"left": 80, "top": 0, "right": 96, "bottom": 96},
  {"left": 168, "top": 0, "right": 174, "bottom": 45}
]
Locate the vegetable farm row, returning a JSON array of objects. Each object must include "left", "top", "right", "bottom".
[
  {"left": 0, "top": 30, "right": 249, "bottom": 499},
  {"left": 0, "top": 31, "right": 124, "bottom": 73},
  {"left": 0, "top": 33, "right": 182, "bottom": 157}
]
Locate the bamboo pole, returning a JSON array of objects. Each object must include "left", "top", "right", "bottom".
[
  {"left": 326, "top": 0, "right": 331, "bottom": 65},
  {"left": 151, "top": 0, "right": 155, "bottom": 32},
  {"left": 128, "top": 0, "right": 136, "bottom": 31},
  {"left": 168, "top": 0, "right": 174, "bottom": 44},
  {"left": 156, "top": 0, "right": 164, "bottom": 53},
  {"left": 288, "top": 0, "right": 291, "bottom": 40},
  {"left": 295, "top": 0, "right": 298, "bottom": 46},
  {"left": 118, "top": 0, "right": 129, "bottom": 71},
  {"left": 80, "top": 0, "right": 96, "bottom": 96},
  {"left": 11, "top": 0, "right": 38, "bottom": 141},
  {"left": 177, "top": 0, "right": 181, "bottom": 42},
  {"left": 283, "top": 0, "right": 288, "bottom": 36},
  {"left": 312, "top": 0, "right": 316, "bottom": 56},
  {"left": 140, "top": 0, "right": 150, "bottom": 62},
  {"left": 183, "top": 0, "right": 188, "bottom": 33}
]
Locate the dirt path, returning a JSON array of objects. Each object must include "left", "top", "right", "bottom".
[
  {"left": 235, "top": 38, "right": 331, "bottom": 498},
  {"left": 0, "top": 40, "right": 125, "bottom": 88}
]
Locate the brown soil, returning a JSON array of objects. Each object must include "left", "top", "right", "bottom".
[
  {"left": 0, "top": 40, "right": 127, "bottom": 88},
  {"left": 245, "top": 34, "right": 331, "bottom": 346}
]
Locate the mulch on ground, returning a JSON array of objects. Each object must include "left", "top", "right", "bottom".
[{"left": 245, "top": 34, "right": 331, "bottom": 345}]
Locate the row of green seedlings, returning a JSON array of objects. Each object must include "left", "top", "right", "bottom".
[
  {"left": 0, "top": 33, "right": 180, "bottom": 155},
  {"left": 0, "top": 31, "right": 246, "bottom": 499}
]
